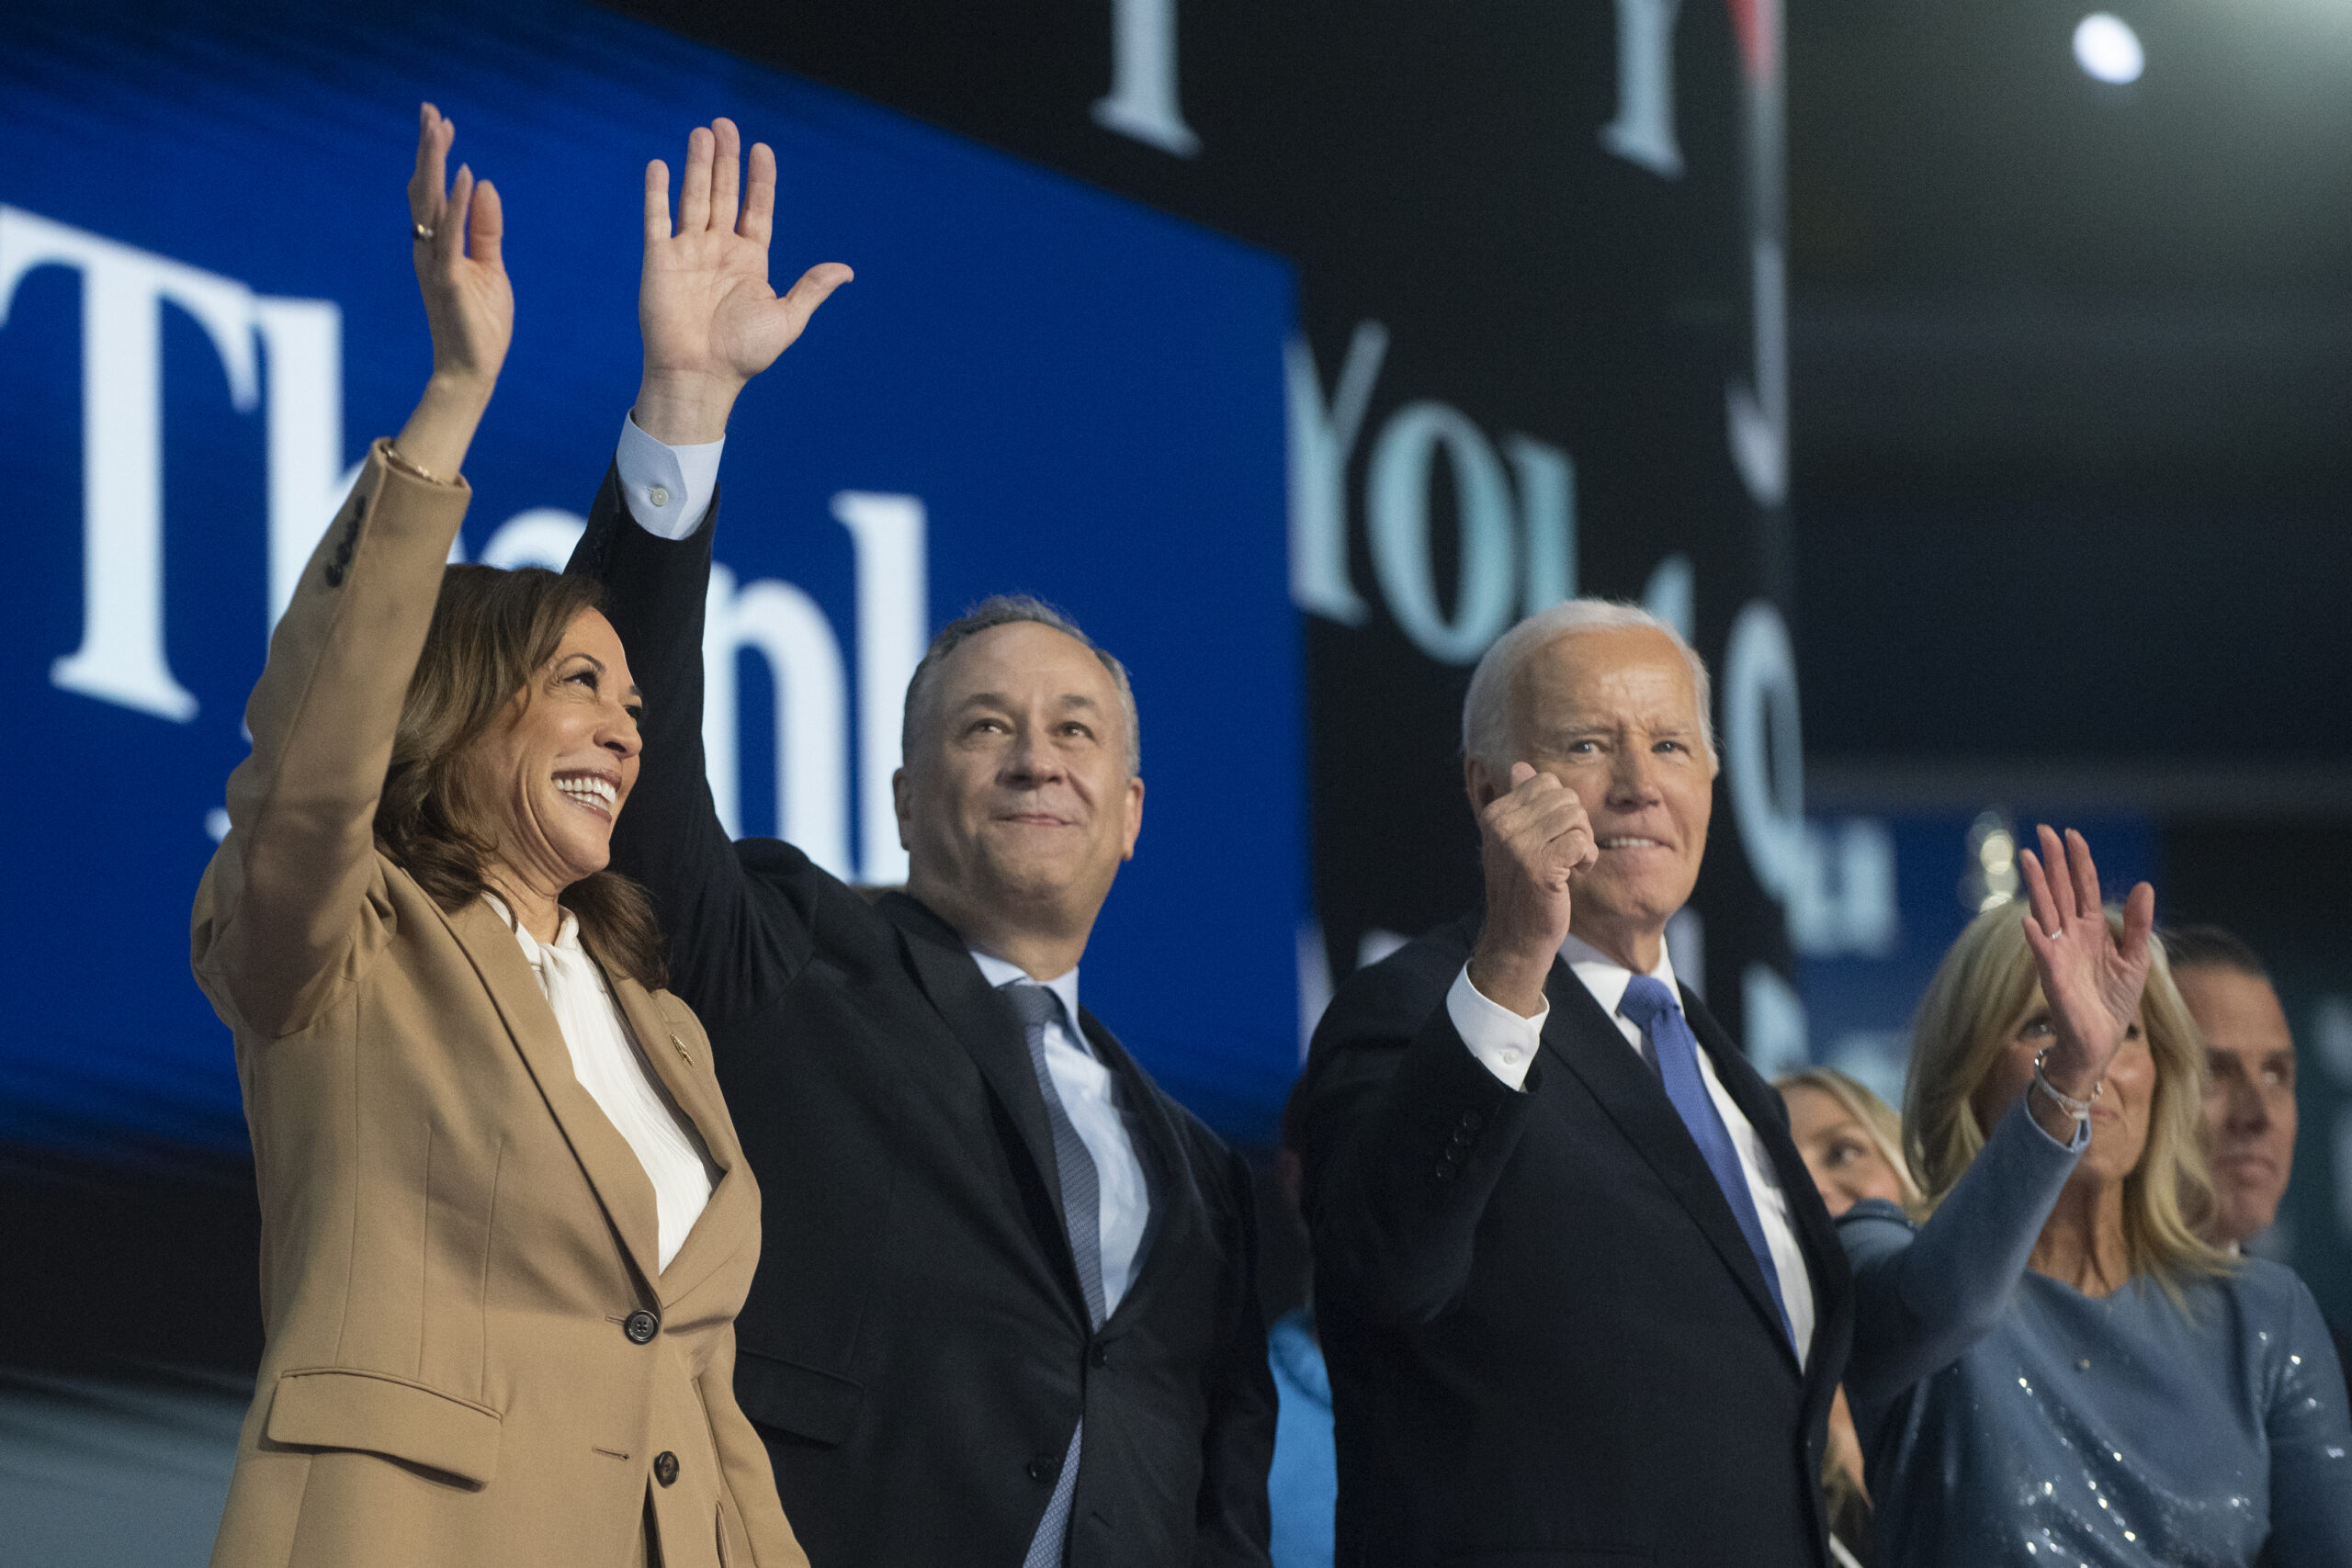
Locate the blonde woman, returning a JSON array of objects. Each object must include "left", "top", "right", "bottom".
[
  {"left": 1840, "top": 828, "right": 2349, "bottom": 1567},
  {"left": 1779, "top": 1067, "right": 1918, "bottom": 1217},
  {"left": 191, "top": 107, "right": 812, "bottom": 1568},
  {"left": 1776, "top": 1067, "right": 1917, "bottom": 1566}
]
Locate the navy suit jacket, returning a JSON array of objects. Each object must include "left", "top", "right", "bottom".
[{"left": 1290, "top": 915, "right": 1852, "bottom": 1568}]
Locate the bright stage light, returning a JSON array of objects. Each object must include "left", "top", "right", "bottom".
[{"left": 2073, "top": 13, "right": 2145, "bottom": 85}]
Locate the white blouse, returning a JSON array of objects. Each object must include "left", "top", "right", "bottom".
[{"left": 490, "top": 897, "right": 718, "bottom": 1270}]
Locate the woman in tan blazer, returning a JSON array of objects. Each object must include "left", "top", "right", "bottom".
[{"left": 191, "top": 107, "right": 808, "bottom": 1568}]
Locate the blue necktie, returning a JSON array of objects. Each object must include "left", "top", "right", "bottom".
[
  {"left": 1004, "top": 980, "right": 1101, "bottom": 1568},
  {"left": 1617, "top": 974, "right": 1796, "bottom": 1351}
]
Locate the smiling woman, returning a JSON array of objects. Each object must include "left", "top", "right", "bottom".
[
  {"left": 375, "top": 563, "right": 662, "bottom": 987},
  {"left": 186, "top": 106, "right": 801, "bottom": 1568},
  {"left": 1838, "top": 829, "right": 2350, "bottom": 1568}
]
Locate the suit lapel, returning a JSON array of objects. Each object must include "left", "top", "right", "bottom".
[
  {"left": 1538, "top": 963, "right": 1795, "bottom": 1368},
  {"left": 876, "top": 894, "right": 1069, "bottom": 1239},
  {"left": 1078, "top": 1010, "right": 1199, "bottom": 1329},
  {"left": 1684, "top": 995, "right": 1845, "bottom": 1304},
  {"left": 1684, "top": 993, "right": 1854, "bottom": 1388},
  {"left": 608, "top": 976, "right": 753, "bottom": 1303},
  {"left": 440, "top": 897, "right": 663, "bottom": 1291}
]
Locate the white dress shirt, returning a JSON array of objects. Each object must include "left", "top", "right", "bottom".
[
  {"left": 490, "top": 897, "right": 720, "bottom": 1271},
  {"left": 1445, "top": 934, "right": 1816, "bottom": 1366},
  {"left": 616, "top": 412, "right": 725, "bottom": 537},
  {"left": 967, "top": 950, "right": 1154, "bottom": 1316}
]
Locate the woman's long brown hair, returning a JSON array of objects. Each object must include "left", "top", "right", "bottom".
[{"left": 375, "top": 564, "right": 666, "bottom": 989}]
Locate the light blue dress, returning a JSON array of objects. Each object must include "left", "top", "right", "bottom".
[{"left": 1840, "top": 1100, "right": 2352, "bottom": 1568}]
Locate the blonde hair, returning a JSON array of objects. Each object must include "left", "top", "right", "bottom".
[
  {"left": 1903, "top": 900, "right": 2230, "bottom": 1297},
  {"left": 1774, "top": 1066, "right": 1921, "bottom": 1208}
]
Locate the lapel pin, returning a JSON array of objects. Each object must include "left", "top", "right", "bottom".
[{"left": 671, "top": 1032, "right": 694, "bottom": 1065}]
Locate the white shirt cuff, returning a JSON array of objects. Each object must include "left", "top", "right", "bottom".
[
  {"left": 616, "top": 412, "right": 724, "bottom": 539},
  {"left": 1445, "top": 964, "right": 1548, "bottom": 1091}
]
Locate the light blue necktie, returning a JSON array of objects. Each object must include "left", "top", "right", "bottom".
[
  {"left": 1617, "top": 974, "right": 1796, "bottom": 1351},
  {"left": 1004, "top": 980, "right": 1102, "bottom": 1568}
]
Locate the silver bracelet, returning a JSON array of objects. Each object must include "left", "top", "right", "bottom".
[{"left": 2031, "top": 1046, "right": 2101, "bottom": 1122}]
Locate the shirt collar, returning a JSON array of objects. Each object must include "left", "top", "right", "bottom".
[
  {"left": 967, "top": 946, "right": 1081, "bottom": 1030},
  {"left": 1558, "top": 930, "right": 1679, "bottom": 1019},
  {"left": 483, "top": 893, "right": 582, "bottom": 964}
]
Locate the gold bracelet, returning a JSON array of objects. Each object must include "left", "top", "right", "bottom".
[{"left": 381, "top": 442, "right": 442, "bottom": 485}]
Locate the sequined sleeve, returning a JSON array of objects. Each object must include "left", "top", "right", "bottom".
[
  {"left": 1838, "top": 1098, "right": 2085, "bottom": 1414},
  {"left": 2260, "top": 1266, "right": 2352, "bottom": 1567}
]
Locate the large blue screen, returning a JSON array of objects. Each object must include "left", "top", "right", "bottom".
[{"left": 0, "top": 0, "right": 1300, "bottom": 1153}]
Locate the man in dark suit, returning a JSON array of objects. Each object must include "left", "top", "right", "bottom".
[
  {"left": 2168, "top": 924, "right": 2352, "bottom": 1409},
  {"left": 567, "top": 118, "right": 1273, "bottom": 1568},
  {"left": 1290, "top": 602, "right": 1852, "bottom": 1568}
]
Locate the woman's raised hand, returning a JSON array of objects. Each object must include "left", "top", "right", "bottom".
[
  {"left": 407, "top": 103, "right": 513, "bottom": 396},
  {"left": 2018, "top": 826, "right": 2155, "bottom": 1098},
  {"left": 634, "top": 118, "right": 853, "bottom": 444}
]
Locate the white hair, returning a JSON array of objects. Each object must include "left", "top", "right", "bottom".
[{"left": 1460, "top": 599, "right": 1715, "bottom": 770}]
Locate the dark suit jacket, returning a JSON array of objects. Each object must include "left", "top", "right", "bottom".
[
  {"left": 1290, "top": 916, "right": 1853, "bottom": 1568},
  {"left": 568, "top": 471, "right": 1274, "bottom": 1568}
]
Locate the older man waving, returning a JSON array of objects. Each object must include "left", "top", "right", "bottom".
[
  {"left": 1291, "top": 603, "right": 1852, "bottom": 1568},
  {"left": 566, "top": 119, "right": 1273, "bottom": 1568}
]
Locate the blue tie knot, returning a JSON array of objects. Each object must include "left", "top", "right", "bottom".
[{"left": 1618, "top": 972, "right": 1679, "bottom": 1030}]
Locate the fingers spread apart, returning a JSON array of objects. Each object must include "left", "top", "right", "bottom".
[{"left": 650, "top": 121, "right": 775, "bottom": 245}]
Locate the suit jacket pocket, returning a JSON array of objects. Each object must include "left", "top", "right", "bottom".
[
  {"left": 265, "top": 1367, "right": 503, "bottom": 1485},
  {"left": 733, "top": 1347, "right": 864, "bottom": 1448}
]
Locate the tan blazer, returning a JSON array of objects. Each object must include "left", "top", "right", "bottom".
[{"left": 191, "top": 444, "right": 805, "bottom": 1568}]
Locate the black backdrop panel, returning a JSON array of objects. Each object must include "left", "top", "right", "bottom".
[{"left": 597, "top": 0, "right": 1799, "bottom": 1039}]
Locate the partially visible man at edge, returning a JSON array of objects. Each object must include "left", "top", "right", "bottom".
[
  {"left": 1290, "top": 601, "right": 1852, "bottom": 1568},
  {"left": 2168, "top": 922, "right": 2352, "bottom": 1402},
  {"left": 566, "top": 118, "right": 1274, "bottom": 1568}
]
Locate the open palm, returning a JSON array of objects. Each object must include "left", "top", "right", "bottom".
[
  {"left": 639, "top": 118, "right": 852, "bottom": 403},
  {"left": 2019, "top": 825, "right": 2154, "bottom": 1091},
  {"left": 407, "top": 104, "right": 513, "bottom": 388}
]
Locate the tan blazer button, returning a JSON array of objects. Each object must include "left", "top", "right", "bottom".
[
  {"left": 624, "top": 1309, "right": 660, "bottom": 1344},
  {"left": 653, "top": 1450, "right": 680, "bottom": 1486}
]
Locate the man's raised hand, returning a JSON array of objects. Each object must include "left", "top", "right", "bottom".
[
  {"left": 635, "top": 118, "right": 853, "bottom": 444},
  {"left": 1468, "top": 762, "right": 1599, "bottom": 1019}
]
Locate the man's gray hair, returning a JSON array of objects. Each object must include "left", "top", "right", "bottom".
[
  {"left": 902, "top": 594, "right": 1142, "bottom": 775},
  {"left": 1460, "top": 599, "right": 1715, "bottom": 769}
]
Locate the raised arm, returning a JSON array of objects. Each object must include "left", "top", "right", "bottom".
[
  {"left": 1296, "top": 768, "right": 1592, "bottom": 1325},
  {"left": 193, "top": 106, "right": 508, "bottom": 1038},
  {"left": 1288, "top": 920, "right": 1547, "bottom": 1331},
  {"left": 631, "top": 118, "right": 852, "bottom": 446},
  {"left": 1842, "top": 829, "right": 2153, "bottom": 1404},
  {"left": 568, "top": 119, "right": 849, "bottom": 1026}
]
